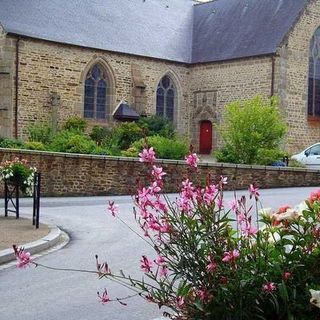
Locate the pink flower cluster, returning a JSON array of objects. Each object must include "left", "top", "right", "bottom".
[
  {"left": 13, "top": 245, "right": 32, "bottom": 268},
  {"left": 139, "top": 147, "right": 156, "bottom": 164},
  {"left": 107, "top": 201, "right": 119, "bottom": 217},
  {"left": 222, "top": 249, "right": 240, "bottom": 263},
  {"left": 97, "top": 289, "right": 111, "bottom": 304},
  {"left": 262, "top": 282, "right": 276, "bottom": 293},
  {"left": 230, "top": 196, "right": 257, "bottom": 237},
  {"left": 185, "top": 153, "right": 199, "bottom": 168},
  {"left": 178, "top": 176, "right": 228, "bottom": 215}
]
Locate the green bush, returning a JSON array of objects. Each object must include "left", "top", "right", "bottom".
[
  {"left": 27, "top": 123, "right": 53, "bottom": 144},
  {"left": 288, "top": 159, "right": 306, "bottom": 168},
  {"left": 215, "top": 96, "right": 287, "bottom": 165},
  {"left": 121, "top": 147, "right": 139, "bottom": 157},
  {"left": 90, "top": 146, "right": 112, "bottom": 156},
  {"left": 89, "top": 125, "right": 111, "bottom": 145},
  {"left": 62, "top": 116, "right": 87, "bottom": 133},
  {"left": 0, "top": 137, "right": 25, "bottom": 149},
  {"left": 48, "top": 130, "right": 96, "bottom": 154},
  {"left": 25, "top": 141, "right": 46, "bottom": 151},
  {"left": 137, "top": 115, "right": 175, "bottom": 138},
  {"left": 131, "top": 135, "right": 188, "bottom": 160},
  {"left": 102, "top": 122, "right": 144, "bottom": 151}
]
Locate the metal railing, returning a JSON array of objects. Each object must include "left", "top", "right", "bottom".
[{"left": 4, "top": 172, "right": 41, "bottom": 228}]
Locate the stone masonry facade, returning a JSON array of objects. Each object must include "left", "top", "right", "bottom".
[
  {"left": 276, "top": 0, "right": 320, "bottom": 153},
  {"left": 0, "top": 25, "right": 15, "bottom": 138},
  {"left": 1, "top": 1, "right": 320, "bottom": 153}
]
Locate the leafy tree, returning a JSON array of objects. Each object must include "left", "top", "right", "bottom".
[{"left": 215, "top": 96, "right": 287, "bottom": 165}]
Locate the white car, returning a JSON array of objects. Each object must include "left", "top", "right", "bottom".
[{"left": 291, "top": 143, "right": 320, "bottom": 169}]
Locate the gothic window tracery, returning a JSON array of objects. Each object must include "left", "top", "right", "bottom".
[
  {"left": 84, "top": 64, "right": 109, "bottom": 120},
  {"left": 308, "top": 28, "right": 320, "bottom": 118},
  {"left": 156, "top": 75, "right": 176, "bottom": 122}
]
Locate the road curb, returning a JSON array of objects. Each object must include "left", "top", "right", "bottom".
[{"left": 0, "top": 225, "right": 62, "bottom": 265}]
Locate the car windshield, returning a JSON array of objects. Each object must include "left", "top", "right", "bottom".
[{"left": 307, "top": 145, "right": 320, "bottom": 156}]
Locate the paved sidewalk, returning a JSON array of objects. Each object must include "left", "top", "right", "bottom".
[
  {"left": 0, "top": 214, "right": 64, "bottom": 265},
  {"left": 0, "top": 216, "right": 49, "bottom": 250}
]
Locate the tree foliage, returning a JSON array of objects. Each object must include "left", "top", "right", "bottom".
[{"left": 215, "top": 96, "right": 287, "bottom": 165}]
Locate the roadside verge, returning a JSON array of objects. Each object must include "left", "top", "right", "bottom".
[{"left": 0, "top": 225, "right": 63, "bottom": 265}]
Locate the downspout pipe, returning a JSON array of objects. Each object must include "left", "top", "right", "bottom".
[
  {"left": 14, "top": 36, "right": 20, "bottom": 139},
  {"left": 270, "top": 55, "right": 275, "bottom": 97}
]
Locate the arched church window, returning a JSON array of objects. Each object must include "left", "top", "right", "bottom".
[
  {"left": 156, "top": 75, "right": 176, "bottom": 122},
  {"left": 308, "top": 28, "right": 320, "bottom": 118},
  {"left": 84, "top": 64, "right": 109, "bottom": 120}
]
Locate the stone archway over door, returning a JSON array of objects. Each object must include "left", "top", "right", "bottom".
[{"left": 199, "top": 120, "right": 212, "bottom": 154}]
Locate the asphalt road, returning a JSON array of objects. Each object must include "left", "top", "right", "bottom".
[{"left": 0, "top": 186, "right": 318, "bottom": 320}]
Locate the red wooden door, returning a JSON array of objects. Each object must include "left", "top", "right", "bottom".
[{"left": 199, "top": 121, "right": 212, "bottom": 154}]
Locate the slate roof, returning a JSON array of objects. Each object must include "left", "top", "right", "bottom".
[
  {"left": 0, "top": 0, "right": 309, "bottom": 64},
  {"left": 192, "top": 0, "right": 308, "bottom": 63}
]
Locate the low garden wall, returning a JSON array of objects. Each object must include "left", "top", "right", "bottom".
[{"left": 0, "top": 148, "right": 320, "bottom": 196}]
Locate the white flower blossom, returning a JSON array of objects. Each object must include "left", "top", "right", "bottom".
[{"left": 310, "top": 289, "right": 320, "bottom": 308}]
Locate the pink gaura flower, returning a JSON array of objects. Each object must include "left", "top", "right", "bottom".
[
  {"left": 185, "top": 153, "right": 199, "bottom": 168},
  {"left": 159, "top": 266, "right": 168, "bottom": 277},
  {"left": 140, "top": 255, "right": 153, "bottom": 273},
  {"left": 243, "top": 224, "right": 257, "bottom": 237},
  {"left": 262, "top": 282, "right": 277, "bottom": 293},
  {"left": 248, "top": 184, "right": 260, "bottom": 200},
  {"left": 222, "top": 249, "right": 240, "bottom": 263},
  {"left": 220, "top": 176, "right": 228, "bottom": 185},
  {"left": 178, "top": 196, "right": 193, "bottom": 214},
  {"left": 159, "top": 221, "right": 171, "bottom": 234},
  {"left": 139, "top": 147, "right": 156, "bottom": 163},
  {"left": 203, "top": 184, "right": 217, "bottom": 205},
  {"left": 197, "top": 289, "right": 209, "bottom": 302},
  {"left": 229, "top": 199, "right": 238, "bottom": 212},
  {"left": 283, "top": 272, "right": 292, "bottom": 280},
  {"left": 151, "top": 166, "right": 166, "bottom": 181},
  {"left": 215, "top": 197, "right": 224, "bottom": 209},
  {"left": 97, "top": 289, "right": 111, "bottom": 304},
  {"left": 176, "top": 296, "right": 185, "bottom": 308},
  {"left": 137, "top": 187, "right": 151, "bottom": 207},
  {"left": 153, "top": 197, "right": 168, "bottom": 213},
  {"left": 107, "top": 201, "right": 119, "bottom": 217},
  {"left": 139, "top": 207, "right": 151, "bottom": 219},
  {"left": 13, "top": 245, "right": 32, "bottom": 268},
  {"left": 148, "top": 181, "right": 161, "bottom": 195},
  {"left": 147, "top": 217, "right": 161, "bottom": 231},
  {"left": 181, "top": 179, "right": 195, "bottom": 199},
  {"left": 155, "top": 255, "right": 166, "bottom": 265},
  {"left": 206, "top": 256, "right": 217, "bottom": 273}
]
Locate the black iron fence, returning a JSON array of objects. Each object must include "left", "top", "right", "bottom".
[{"left": 4, "top": 172, "right": 41, "bottom": 228}]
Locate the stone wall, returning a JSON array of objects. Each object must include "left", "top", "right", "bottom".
[
  {"left": 277, "top": 0, "right": 320, "bottom": 153},
  {"left": 0, "top": 148, "right": 319, "bottom": 197}
]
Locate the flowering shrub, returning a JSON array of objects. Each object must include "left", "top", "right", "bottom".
[
  {"left": 0, "top": 158, "right": 36, "bottom": 195},
  {"left": 14, "top": 150, "right": 320, "bottom": 319}
]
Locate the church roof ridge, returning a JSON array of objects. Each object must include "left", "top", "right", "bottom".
[{"left": 0, "top": 0, "right": 309, "bottom": 64}]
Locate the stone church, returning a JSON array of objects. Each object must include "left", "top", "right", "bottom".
[{"left": 0, "top": 0, "right": 319, "bottom": 153}]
